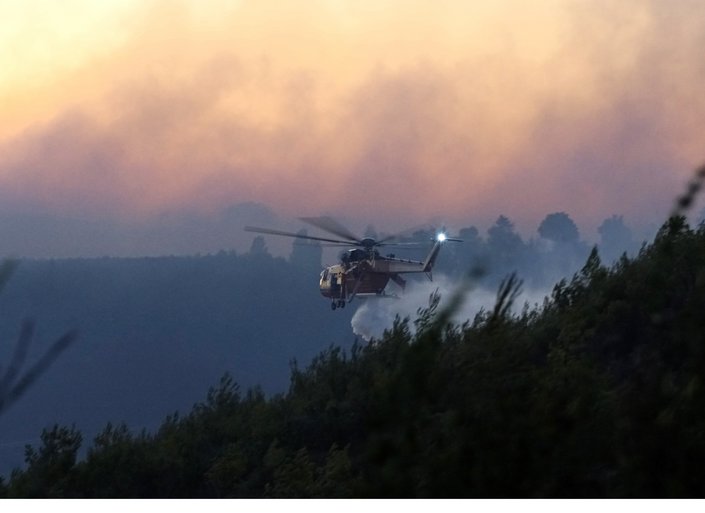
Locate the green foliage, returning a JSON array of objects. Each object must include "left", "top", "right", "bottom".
[
  {"left": 6, "top": 216, "right": 705, "bottom": 496},
  {"left": 6, "top": 425, "right": 82, "bottom": 497}
]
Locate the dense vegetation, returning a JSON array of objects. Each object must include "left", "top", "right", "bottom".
[
  {"left": 0, "top": 207, "right": 632, "bottom": 476},
  {"left": 2, "top": 215, "right": 705, "bottom": 497}
]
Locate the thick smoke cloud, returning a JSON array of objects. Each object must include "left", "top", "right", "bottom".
[{"left": 1, "top": 0, "right": 703, "bottom": 256}]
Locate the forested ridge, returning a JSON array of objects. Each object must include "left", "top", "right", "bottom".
[{"left": 2, "top": 215, "right": 705, "bottom": 497}]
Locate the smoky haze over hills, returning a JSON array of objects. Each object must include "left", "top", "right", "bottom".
[
  {"left": 0, "top": 199, "right": 678, "bottom": 260},
  {"left": 0, "top": 202, "right": 283, "bottom": 259},
  {"left": 0, "top": 205, "right": 669, "bottom": 477}
]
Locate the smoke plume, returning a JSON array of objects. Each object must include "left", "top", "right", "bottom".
[{"left": 350, "top": 274, "right": 548, "bottom": 341}]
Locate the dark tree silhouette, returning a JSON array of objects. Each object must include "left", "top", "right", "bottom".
[
  {"left": 288, "top": 230, "right": 322, "bottom": 271},
  {"left": 248, "top": 235, "right": 269, "bottom": 256},
  {"left": 537, "top": 212, "right": 580, "bottom": 244},
  {"left": 598, "top": 215, "right": 635, "bottom": 262},
  {"left": 485, "top": 215, "right": 528, "bottom": 285}
]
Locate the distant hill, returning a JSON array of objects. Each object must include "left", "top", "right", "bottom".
[{"left": 0, "top": 249, "right": 353, "bottom": 476}]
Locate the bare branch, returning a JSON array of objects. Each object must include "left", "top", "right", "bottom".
[
  {"left": 0, "top": 320, "right": 35, "bottom": 395},
  {"left": 0, "top": 260, "right": 78, "bottom": 416},
  {"left": 2, "top": 330, "right": 78, "bottom": 414}
]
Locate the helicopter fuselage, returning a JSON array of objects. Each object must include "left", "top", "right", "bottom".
[
  {"left": 318, "top": 246, "right": 442, "bottom": 308},
  {"left": 244, "top": 217, "right": 459, "bottom": 311},
  {"left": 319, "top": 263, "right": 390, "bottom": 299}
]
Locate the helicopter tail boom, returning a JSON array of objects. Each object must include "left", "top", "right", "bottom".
[
  {"left": 422, "top": 239, "right": 443, "bottom": 274},
  {"left": 422, "top": 233, "right": 461, "bottom": 272}
]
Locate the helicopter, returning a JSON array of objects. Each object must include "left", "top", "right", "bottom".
[{"left": 245, "top": 216, "right": 461, "bottom": 310}]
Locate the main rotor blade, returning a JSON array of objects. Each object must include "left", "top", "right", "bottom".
[
  {"left": 377, "top": 242, "right": 429, "bottom": 248},
  {"left": 244, "top": 226, "right": 356, "bottom": 245},
  {"left": 299, "top": 216, "right": 362, "bottom": 244}
]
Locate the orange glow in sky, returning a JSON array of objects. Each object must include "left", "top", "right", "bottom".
[{"left": 1, "top": 0, "right": 704, "bottom": 242}]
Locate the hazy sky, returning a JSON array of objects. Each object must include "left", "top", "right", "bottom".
[{"left": 1, "top": 0, "right": 703, "bottom": 254}]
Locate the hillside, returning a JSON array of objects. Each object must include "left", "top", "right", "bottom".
[
  {"left": 0, "top": 208, "right": 614, "bottom": 478},
  {"left": 3, "top": 216, "right": 705, "bottom": 497}
]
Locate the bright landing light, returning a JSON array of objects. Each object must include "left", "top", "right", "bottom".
[{"left": 437, "top": 233, "right": 447, "bottom": 242}]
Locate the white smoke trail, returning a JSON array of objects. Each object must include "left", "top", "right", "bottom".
[{"left": 350, "top": 274, "right": 549, "bottom": 341}]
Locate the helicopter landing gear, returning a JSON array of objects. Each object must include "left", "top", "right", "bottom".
[{"left": 331, "top": 299, "right": 346, "bottom": 310}]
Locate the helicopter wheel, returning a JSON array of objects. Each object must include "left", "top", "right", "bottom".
[
  {"left": 338, "top": 300, "right": 346, "bottom": 309},
  {"left": 331, "top": 301, "right": 337, "bottom": 311}
]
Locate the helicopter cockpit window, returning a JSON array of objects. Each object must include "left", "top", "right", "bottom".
[{"left": 321, "top": 269, "right": 329, "bottom": 280}]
